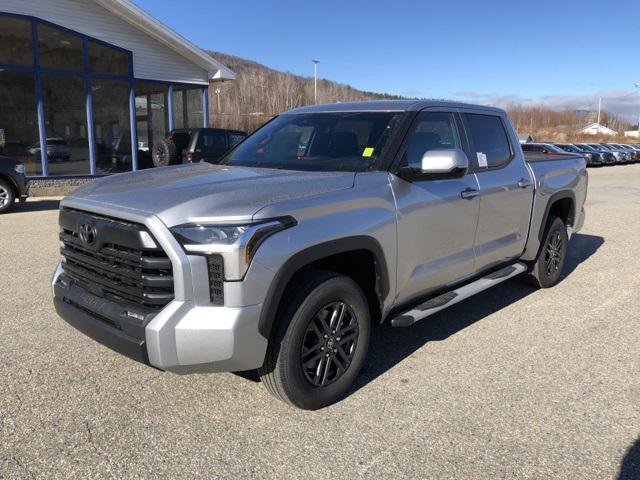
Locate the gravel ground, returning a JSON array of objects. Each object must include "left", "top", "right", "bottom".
[{"left": 1, "top": 166, "right": 639, "bottom": 479}]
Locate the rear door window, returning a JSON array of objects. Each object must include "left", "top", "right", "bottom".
[
  {"left": 464, "top": 114, "right": 513, "bottom": 168},
  {"left": 200, "top": 131, "right": 227, "bottom": 151},
  {"left": 229, "top": 133, "right": 246, "bottom": 147}
]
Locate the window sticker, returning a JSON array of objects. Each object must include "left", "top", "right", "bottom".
[
  {"left": 477, "top": 152, "right": 488, "bottom": 168},
  {"left": 362, "top": 147, "right": 375, "bottom": 157}
]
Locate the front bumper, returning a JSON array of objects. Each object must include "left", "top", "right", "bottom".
[
  {"left": 14, "top": 173, "right": 28, "bottom": 198},
  {"left": 52, "top": 199, "right": 270, "bottom": 374},
  {"left": 53, "top": 279, "right": 150, "bottom": 364}
]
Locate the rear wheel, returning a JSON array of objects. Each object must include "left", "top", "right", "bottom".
[
  {"left": 0, "top": 179, "right": 16, "bottom": 214},
  {"left": 524, "top": 215, "right": 568, "bottom": 288},
  {"left": 258, "top": 271, "right": 370, "bottom": 410}
]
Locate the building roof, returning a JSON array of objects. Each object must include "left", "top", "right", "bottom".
[
  {"left": 518, "top": 133, "right": 534, "bottom": 143},
  {"left": 93, "top": 0, "right": 235, "bottom": 81},
  {"left": 579, "top": 122, "right": 618, "bottom": 135}
]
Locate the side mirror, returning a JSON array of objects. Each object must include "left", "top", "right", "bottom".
[{"left": 397, "top": 148, "right": 469, "bottom": 182}]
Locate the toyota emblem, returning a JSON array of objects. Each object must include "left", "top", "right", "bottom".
[{"left": 79, "top": 223, "right": 97, "bottom": 246}]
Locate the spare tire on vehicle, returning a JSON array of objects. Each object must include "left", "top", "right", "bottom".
[{"left": 151, "top": 139, "right": 178, "bottom": 167}]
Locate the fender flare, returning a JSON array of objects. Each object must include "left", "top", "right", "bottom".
[
  {"left": 0, "top": 173, "right": 19, "bottom": 196},
  {"left": 257, "top": 236, "right": 390, "bottom": 338},
  {"left": 537, "top": 190, "right": 576, "bottom": 241}
]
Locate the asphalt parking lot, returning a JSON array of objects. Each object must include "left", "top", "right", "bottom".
[{"left": 1, "top": 166, "right": 639, "bottom": 479}]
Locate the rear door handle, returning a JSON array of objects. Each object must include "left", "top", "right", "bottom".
[
  {"left": 517, "top": 178, "right": 533, "bottom": 188},
  {"left": 461, "top": 188, "right": 480, "bottom": 200}
]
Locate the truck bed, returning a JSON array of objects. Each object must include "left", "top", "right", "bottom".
[{"left": 521, "top": 151, "right": 588, "bottom": 261}]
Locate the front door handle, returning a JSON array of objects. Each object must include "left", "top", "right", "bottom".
[
  {"left": 461, "top": 188, "right": 480, "bottom": 200},
  {"left": 517, "top": 178, "right": 533, "bottom": 188}
]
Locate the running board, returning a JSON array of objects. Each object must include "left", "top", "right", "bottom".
[{"left": 390, "top": 263, "right": 527, "bottom": 327}]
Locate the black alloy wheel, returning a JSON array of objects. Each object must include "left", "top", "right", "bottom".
[{"left": 301, "top": 301, "right": 359, "bottom": 387}]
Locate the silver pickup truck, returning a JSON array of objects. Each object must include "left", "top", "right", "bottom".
[{"left": 52, "top": 100, "right": 587, "bottom": 409}]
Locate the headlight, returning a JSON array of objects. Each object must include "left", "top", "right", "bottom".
[
  {"left": 14, "top": 163, "right": 25, "bottom": 174},
  {"left": 171, "top": 216, "right": 297, "bottom": 280}
]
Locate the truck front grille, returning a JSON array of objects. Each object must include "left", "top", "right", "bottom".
[{"left": 59, "top": 209, "right": 174, "bottom": 310}]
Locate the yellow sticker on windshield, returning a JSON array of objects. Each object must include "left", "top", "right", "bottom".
[{"left": 362, "top": 147, "right": 375, "bottom": 157}]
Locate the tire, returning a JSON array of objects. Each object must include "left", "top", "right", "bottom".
[
  {"left": 0, "top": 179, "right": 16, "bottom": 214},
  {"left": 151, "top": 139, "right": 178, "bottom": 167},
  {"left": 258, "top": 270, "right": 371, "bottom": 410},
  {"left": 524, "top": 215, "right": 568, "bottom": 288}
]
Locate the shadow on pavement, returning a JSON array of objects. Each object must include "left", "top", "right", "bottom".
[
  {"left": 13, "top": 198, "right": 61, "bottom": 213},
  {"left": 618, "top": 436, "right": 640, "bottom": 480},
  {"left": 352, "top": 232, "right": 605, "bottom": 394},
  {"left": 563, "top": 233, "right": 604, "bottom": 277},
  {"left": 232, "top": 233, "right": 604, "bottom": 392}
]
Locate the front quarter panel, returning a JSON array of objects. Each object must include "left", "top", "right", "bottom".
[{"left": 251, "top": 171, "right": 398, "bottom": 336}]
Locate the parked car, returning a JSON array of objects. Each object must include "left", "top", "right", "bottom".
[
  {"left": 554, "top": 143, "right": 603, "bottom": 167},
  {"left": 28, "top": 137, "right": 72, "bottom": 163},
  {"left": 627, "top": 144, "right": 640, "bottom": 160},
  {"left": 520, "top": 142, "right": 567, "bottom": 154},
  {"left": 573, "top": 144, "right": 614, "bottom": 166},
  {"left": 589, "top": 144, "right": 621, "bottom": 165},
  {"left": 615, "top": 144, "right": 640, "bottom": 162},
  {"left": 151, "top": 128, "right": 247, "bottom": 167},
  {"left": 602, "top": 144, "right": 629, "bottom": 163},
  {"left": 0, "top": 155, "right": 28, "bottom": 213},
  {"left": 52, "top": 100, "right": 587, "bottom": 409}
]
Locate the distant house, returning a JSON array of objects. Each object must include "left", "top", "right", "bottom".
[
  {"left": 579, "top": 123, "right": 618, "bottom": 136},
  {"left": 623, "top": 130, "right": 640, "bottom": 138},
  {"left": 517, "top": 133, "right": 534, "bottom": 143}
]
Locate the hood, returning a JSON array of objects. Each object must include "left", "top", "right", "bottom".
[{"left": 66, "top": 163, "right": 355, "bottom": 226}]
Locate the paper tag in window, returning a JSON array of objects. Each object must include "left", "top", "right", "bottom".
[
  {"left": 477, "top": 152, "right": 488, "bottom": 168},
  {"left": 362, "top": 147, "right": 375, "bottom": 157}
]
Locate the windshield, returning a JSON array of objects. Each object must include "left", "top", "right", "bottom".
[{"left": 221, "top": 112, "right": 403, "bottom": 172}]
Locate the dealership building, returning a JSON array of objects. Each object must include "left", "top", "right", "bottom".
[{"left": 0, "top": 0, "right": 234, "bottom": 178}]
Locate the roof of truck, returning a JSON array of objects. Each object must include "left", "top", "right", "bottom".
[{"left": 286, "top": 100, "right": 506, "bottom": 114}]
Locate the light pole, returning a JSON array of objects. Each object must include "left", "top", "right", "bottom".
[
  {"left": 214, "top": 87, "right": 221, "bottom": 113},
  {"left": 635, "top": 83, "right": 640, "bottom": 134},
  {"left": 312, "top": 59, "right": 320, "bottom": 103}
]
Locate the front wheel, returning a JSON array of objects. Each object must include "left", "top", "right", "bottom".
[
  {"left": 258, "top": 271, "right": 370, "bottom": 410},
  {"left": 524, "top": 215, "right": 568, "bottom": 288},
  {"left": 0, "top": 179, "right": 16, "bottom": 214}
]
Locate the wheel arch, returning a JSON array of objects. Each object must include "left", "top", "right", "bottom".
[
  {"left": 257, "top": 236, "right": 390, "bottom": 339},
  {"left": 0, "top": 173, "right": 19, "bottom": 196},
  {"left": 537, "top": 190, "right": 576, "bottom": 241}
]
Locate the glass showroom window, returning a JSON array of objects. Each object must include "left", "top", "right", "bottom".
[
  {"left": 92, "top": 79, "right": 132, "bottom": 174},
  {"left": 0, "top": 16, "right": 33, "bottom": 66},
  {"left": 172, "top": 86, "right": 204, "bottom": 129},
  {"left": 186, "top": 87, "right": 204, "bottom": 128},
  {"left": 41, "top": 74, "right": 90, "bottom": 175},
  {"left": 88, "top": 40, "right": 130, "bottom": 76},
  {"left": 0, "top": 71, "right": 41, "bottom": 175},
  {"left": 135, "top": 81, "right": 167, "bottom": 164},
  {"left": 38, "top": 24, "right": 83, "bottom": 71}
]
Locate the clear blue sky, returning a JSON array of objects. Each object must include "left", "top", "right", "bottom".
[{"left": 133, "top": 0, "right": 640, "bottom": 115}]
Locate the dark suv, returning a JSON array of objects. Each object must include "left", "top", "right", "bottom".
[
  {"left": 152, "top": 128, "right": 247, "bottom": 167},
  {"left": 0, "top": 155, "right": 28, "bottom": 213}
]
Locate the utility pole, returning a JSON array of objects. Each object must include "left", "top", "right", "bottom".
[
  {"left": 312, "top": 59, "right": 320, "bottom": 104},
  {"left": 597, "top": 97, "right": 602, "bottom": 125},
  {"left": 635, "top": 83, "right": 640, "bottom": 133}
]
